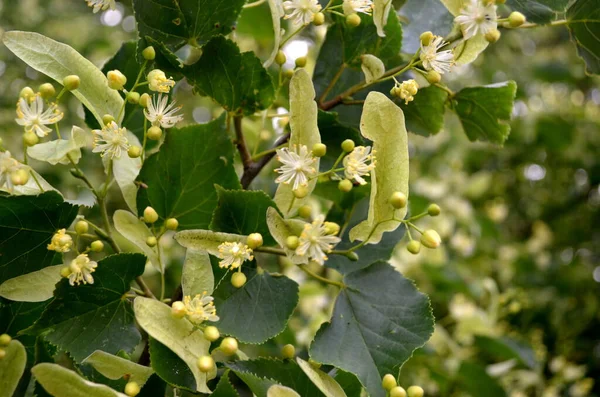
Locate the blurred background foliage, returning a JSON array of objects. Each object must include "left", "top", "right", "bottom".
[{"left": 1, "top": 0, "right": 599, "bottom": 396}]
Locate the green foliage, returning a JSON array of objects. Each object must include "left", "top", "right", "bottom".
[
  {"left": 456, "top": 361, "right": 507, "bottom": 397},
  {"left": 400, "top": 86, "right": 449, "bottom": 137},
  {"left": 148, "top": 338, "right": 196, "bottom": 391},
  {"left": 506, "top": 0, "right": 568, "bottom": 24},
  {"left": 0, "top": 340, "right": 26, "bottom": 397},
  {"left": 212, "top": 371, "right": 240, "bottom": 397},
  {"left": 567, "top": 0, "right": 600, "bottom": 75},
  {"left": 32, "top": 363, "right": 126, "bottom": 397}
]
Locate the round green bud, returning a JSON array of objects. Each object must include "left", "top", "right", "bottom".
[
  {"left": 282, "top": 344, "right": 296, "bottom": 359},
  {"left": 91, "top": 240, "right": 104, "bottom": 252},
  {"left": 283, "top": 69, "right": 295, "bottom": 79},
  {"left": 102, "top": 114, "right": 115, "bottom": 126},
  {"left": 127, "top": 92, "right": 140, "bottom": 104},
  {"left": 63, "top": 75, "right": 80, "bottom": 91},
  {"left": 204, "top": 325, "right": 220, "bottom": 342},
  {"left": 509, "top": 11, "right": 526, "bottom": 27},
  {"left": 346, "top": 13, "right": 361, "bottom": 27},
  {"left": 420, "top": 230, "right": 441, "bottom": 249},
  {"left": 60, "top": 266, "right": 71, "bottom": 278},
  {"left": 313, "top": 12, "right": 325, "bottom": 26},
  {"left": 406, "top": 240, "right": 421, "bottom": 255},
  {"left": 124, "top": 381, "right": 141, "bottom": 397},
  {"left": 338, "top": 179, "right": 353, "bottom": 193},
  {"left": 165, "top": 218, "right": 179, "bottom": 230},
  {"left": 390, "top": 386, "right": 407, "bottom": 397},
  {"left": 146, "top": 236, "right": 158, "bottom": 247},
  {"left": 346, "top": 251, "right": 359, "bottom": 261},
  {"left": 128, "top": 146, "right": 142, "bottom": 158},
  {"left": 293, "top": 186, "right": 309, "bottom": 198},
  {"left": 75, "top": 220, "right": 89, "bottom": 234},
  {"left": 143, "top": 206, "right": 159, "bottom": 223},
  {"left": 484, "top": 29, "right": 501, "bottom": 43},
  {"left": 139, "top": 93, "right": 151, "bottom": 108},
  {"left": 295, "top": 56, "right": 307, "bottom": 68},
  {"left": 11, "top": 169, "right": 30, "bottom": 186},
  {"left": 147, "top": 126, "right": 163, "bottom": 141},
  {"left": 389, "top": 192, "right": 407, "bottom": 209},
  {"left": 341, "top": 139, "right": 355, "bottom": 153},
  {"left": 23, "top": 130, "right": 39, "bottom": 147},
  {"left": 171, "top": 301, "right": 187, "bottom": 319},
  {"left": 231, "top": 272, "right": 247, "bottom": 288},
  {"left": 142, "top": 46, "right": 156, "bottom": 61},
  {"left": 425, "top": 70, "right": 441, "bottom": 85},
  {"left": 275, "top": 50, "right": 287, "bottom": 66},
  {"left": 197, "top": 355, "right": 215, "bottom": 373},
  {"left": 0, "top": 349, "right": 5, "bottom": 360},
  {"left": 382, "top": 374, "right": 397, "bottom": 391},
  {"left": 427, "top": 204, "right": 441, "bottom": 216},
  {"left": 324, "top": 222, "right": 340, "bottom": 236},
  {"left": 220, "top": 337, "right": 238, "bottom": 355},
  {"left": 312, "top": 143, "right": 327, "bottom": 157},
  {"left": 420, "top": 31, "right": 434, "bottom": 46},
  {"left": 407, "top": 386, "right": 424, "bottom": 397},
  {"left": 19, "top": 86, "right": 35, "bottom": 100},
  {"left": 0, "top": 334, "right": 12, "bottom": 347},
  {"left": 286, "top": 236, "right": 300, "bottom": 250},
  {"left": 39, "top": 83, "right": 56, "bottom": 99},
  {"left": 107, "top": 70, "right": 127, "bottom": 91},
  {"left": 247, "top": 233, "right": 264, "bottom": 249},
  {"left": 298, "top": 205, "right": 312, "bottom": 219}
]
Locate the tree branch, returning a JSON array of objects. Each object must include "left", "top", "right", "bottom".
[{"left": 234, "top": 115, "right": 252, "bottom": 170}]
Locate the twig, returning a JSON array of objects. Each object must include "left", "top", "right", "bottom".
[{"left": 234, "top": 115, "right": 252, "bottom": 170}]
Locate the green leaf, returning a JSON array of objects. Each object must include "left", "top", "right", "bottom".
[
  {"left": 349, "top": 92, "right": 409, "bottom": 244},
  {"left": 27, "top": 126, "right": 87, "bottom": 165},
  {"left": 317, "top": 111, "right": 365, "bottom": 169},
  {"left": 134, "top": 297, "right": 214, "bottom": 393},
  {"left": 361, "top": 55, "right": 385, "bottom": 84},
  {"left": 0, "top": 265, "right": 62, "bottom": 302},
  {"left": 0, "top": 301, "right": 49, "bottom": 364},
  {"left": 268, "top": 385, "right": 301, "bottom": 397},
  {"left": 182, "top": 249, "right": 214, "bottom": 296},
  {"left": 310, "top": 262, "right": 434, "bottom": 397},
  {"left": 373, "top": 0, "right": 394, "bottom": 37},
  {"left": 399, "top": 0, "right": 454, "bottom": 53},
  {"left": 474, "top": 336, "right": 538, "bottom": 370},
  {"left": 456, "top": 361, "right": 507, "bottom": 397},
  {"left": 0, "top": 340, "right": 27, "bottom": 397},
  {"left": 136, "top": 117, "right": 241, "bottom": 230},
  {"left": 32, "top": 363, "right": 128, "bottom": 397},
  {"left": 266, "top": 207, "right": 309, "bottom": 265},
  {"left": 212, "top": 264, "right": 299, "bottom": 344},
  {"left": 210, "top": 186, "right": 280, "bottom": 246},
  {"left": 212, "top": 371, "right": 240, "bottom": 397},
  {"left": 113, "top": 210, "right": 162, "bottom": 271},
  {"left": 26, "top": 254, "right": 146, "bottom": 362},
  {"left": 82, "top": 351, "right": 154, "bottom": 387},
  {"left": 263, "top": 0, "right": 284, "bottom": 67},
  {"left": 109, "top": 131, "right": 143, "bottom": 214},
  {"left": 506, "top": 0, "right": 567, "bottom": 24},
  {"left": 567, "top": 0, "right": 600, "bottom": 75},
  {"left": 0, "top": 191, "right": 78, "bottom": 285},
  {"left": 183, "top": 36, "right": 275, "bottom": 115},
  {"left": 148, "top": 338, "right": 196, "bottom": 391},
  {"left": 332, "top": 371, "right": 362, "bottom": 397},
  {"left": 2, "top": 31, "right": 124, "bottom": 126},
  {"left": 175, "top": 230, "right": 247, "bottom": 256},
  {"left": 399, "top": 86, "right": 449, "bottom": 137},
  {"left": 454, "top": 81, "right": 517, "bottom": 144},
  {"left": 296, "top": 358, "right": 347, "bottom": 397},
  {"left": 453, "top": 34, "right": 489, "bottom": 66}
]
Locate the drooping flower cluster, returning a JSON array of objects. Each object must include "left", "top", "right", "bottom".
[
  {"left": 47, "top": 229, "right": 73, "bottom": 253},
  {"left": 147, "top": 69, "right": 176, "bottom": 94},
  {"left": 344, "top": 146, "right": 376, "bottom": 185},
  {"left": 217, "top": 242, "right": 254, "bottom": 270},
  {"left": 283, "top": 0, "right": 322, "bottom": 25},
  {"left": 275, "top": 145, "right": 317, "bottom": 191},
  {"left": 391, "top": 79, "right": 419, "bottom": 104},
  {"left": 15, "top": 95, "right": 63, "bottom": 138},
  {"left": 420, "top": 36, "right": 454, "bottom": 74},
  {"left": 182, "top": 293, "right": 220, "bottom": 325},
  {"left": 144, "top": 94, "right": 183, "bottom": 129},
  {"left": 296, "top": 215, "right": 341, "bottom": 265},
  {"left": 92, "top": 121, "right": 130, "bottom": 159},
  {"left": 454, "top": 0, "right": 498, "bottom": 39},
  {"left": 85, "top": 0, "right": 116, "bottom": 13},
  {"left": 68, "top": 254, "right": 98, "bottom": 286},
  {"left": 343, "top": 0, "right": 373, "bottom": 15}
]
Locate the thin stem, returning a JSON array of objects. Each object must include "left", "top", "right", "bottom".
[
  {"left": 251, "top": 144, "right": 287, "bottom": 161},
  {"left": 280, "top": 25, "right": 305, "bottom": 48},
  {"left": 142, "top": 117, "right": 148, "bottom": 163},
  {"left": 409, "top": 211, "right": 428, "bottom": 222},
  {"left": 298, "top": 264, "right": 345, "bottom": 288},
  {"left": 234, "top": 115, "right": 252, "bottom": 169},
  {"left": 407, "top": 221, "right": 424, "bottom": 234},
  {"left": 254, "top": 246, "right": 287, "bottom": 256},
  {"left": 515, "top": 19, "right": 568, "bottom": 29},
  {"left": 318, "top": 63, "right": 346, "bottom": 104}
]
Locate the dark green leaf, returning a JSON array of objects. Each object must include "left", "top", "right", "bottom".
[
  {"left": 136, "top": 117, "right": 241, "bottom": 230},
  {"left": 139, "top": 374, "right": 168, "bottom": 397},
  {"left": 332, "top": 370, "right": 362, "bottom": 397},
  {"left": 26, "top": 253, "right": 146, "bottom": 362},
  {"left": 567, "top": 0, "right": 600, "bottom": 75},
  {"left": 457, "top": 361, "right": 507, "bottom": 397},
  {"left": 183, "top": 36, "right": 275, "bottom": 115},
  {"left": 310, "top": 262, "right": 434, "bottom": 397},
  {"left": 0, "top": 191, "right": 78, "bottom": 284},
  {"left": 210, "top": 185, "right": 280, "bottom": 246},
  {"left": 474, "top": 336, "right": 538, "bottom": 370},
  {"left": 149, "top": 338, "right": 196, "bottom": 392},
  {"left": 0, "top": 300, "right": 50, "bottom": 364},
  {"left": 454, "top": 81, "right": 517, "bottom": 145},
  {"left": 212, "top": 371, "right": 240, "bottom": 397},
  {"left": 399, "top": 0, "right": 454, "bottom": 53},
  {"left": 506, "top": 0, "right": 566, "bottom": 24},
  {"left": 399, "top": 86, "right": 449, "bottom": 137}
]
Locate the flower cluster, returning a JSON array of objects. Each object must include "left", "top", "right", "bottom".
[
  {"left": 92, "top": 121, "right": 130, "bottom": 159},
  {"left": 391, "top": 79, "right": 419, "bottom": 104},
  {"left": 217, "top": 242, "right": 254, "bottom": 270},
  {"left": 67, "top": 254, "right": 98, "bottom": 286},
  {"left": 296, "top": 215, "right": 341, "bottom": 265},
  {"left": 147, "top": 69, "right": 176, "bottom": 94},
  {"left": 47, "top": 229, "right": 73, "bottom": 253},
  {"left": 177, "top": 293, "right": 220, "bottom": 325}
]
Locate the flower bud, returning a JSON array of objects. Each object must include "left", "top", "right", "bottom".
[
  {"left": 508, "top": 11, "right": 526, "bottom": 27},
  {"left": 338, "top": 179, "right": 353, "bottom": 193},
  {"left": 0, "top": 334, "right": 11, "bottom": 347},
  {"left": 324, "top": 222, "right": 340, "bottom": 236},
  {"left": 231, "top": 272, "right": 247, "bottom": 288},
  {"left": 197, "top": 355, "right": 215, "bottom": 372},
  {"left": 142, "top": 46, "right": 156, "bottom": 61},
  {"left": 346, "top": 13, "right": 361, "bottom": 27},
  {"left": 313, "top": 12, "right": 325, "bottom": 26},
  {"left": 11, "top": 169, "right": 30, "bottom": 186},
  {"left": 275, "top": 50, "right": 287, "bottom": 66},
  {"left": 312, "top": 143, "right": 327, "bottom": 157},
  {"left": 0, "top": 349, "right": 5, "bottom": 360},
  {"left": 341, "top": 139, "right": 355, "bottom": 153},
  {"left": 406, "top": 240, "right": 421, "bottom": 255},
  {"left": 171, "top": 301, "right": 187, "bottom": 318},
  {"left": 389, "top": 192, "right": 407, "bottom": 209},
  {"left": 204, "top": 326, "right": 220, "bottom": 341},
  {"left": 91, "top": 240, "right": 104, "bottom": 252},
  {"left": 346, "top": 251, "right": 359, "bottom": 261},
  {"left": 220, "top": 337, "right": 238, "bottom": 355},
  {"left": 420, "top": 31, "right": 434, "bottom": 46},
  {"left": 295, "top": 56, "right": 307, "bottom": 68},
  {"left": 128, "top": 146, "right": 142, "bottom": 158},
  {"left": 484, "top": 29, "right": 501, "bottom": 43},
  {"left": 382, "top": 374, "right": 397, "bottom": 391},
  {"left": 286, "top": 236, "right": 300, "bottom": 250},
  {"left": 139, "top": 93, "right": 151, "bottom": 108},
  {"left": 247, "top": 233, "right": 263, "bottom": 249},
  {"left": 427, "top": 204, "right": 441, "bottom": 216},
  {"left": 63, "top": 75, "right": 80, "bottom": 91},
  {"left": 147, "top": 126, "right": 163, "bottom": 141},
  {"left": 20, "top": 86, "right": 35, "bottom": 100},
  {"left": 107, "top": 70, "right": 127, "bottom": 91},
  {"left": 103, "top": 114, "right": 115, "bottom": 126},
  {"left": 143, "top": 206, "right": 159, "bottom": 223},
  {"left": 420, "top": 230, "right": 441, "bottom": 249},
  {"left": 283, "top": 69, "right": 294, "bottom": 79},
  {"left": 146, "top": 236, "right": 157, "bottom": 247},
  {"left": 23, "top": 130, "right": 39, "bottom": 146},
  {"left": 407, "top": 386, "right": 424, "bottom": 397},
  {"left": 165, "top": 218, "right": 179, "bottom": 230},
  {"left": 298, "top": 205, "right": 312, "bottom": 219},
  {"left": 75, "top": 220, "right": 89, "bottom": 234},
  {"left": 39, "top": 83, "right": 56, "bottom": 99},
  {"left": 425, "top": 70, "right": 441, "bottom": 84},
  {"left": 60, "top": 266, "right": 71, "bottom": 278},
  {"left": 282, "top": 344, "right": 295, "bottom": 359},
  {"left": 390, "top": 386, "right": 407, "bottom": 397},
  {"left": 124, "top": 381, "right": 141, "bottom": 397},
  {"left": 127, "top": 92, "right": 140, "bottom": 104},
  {"left": 293, "top": 186, "right": 309, "bottom": 198}
]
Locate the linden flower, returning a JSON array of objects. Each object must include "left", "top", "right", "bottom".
[
  {"left": 68, "top": 254, "right": 98, "bottom": 286},
  {"left": 92, "top": 121, "right": 130, "bottom": 159},
  {"left": 420, "top": 36, "right": 454, "bottom": 74},
  {"left": 283, "top": 0, "right": 322, "bottom": 25},
  {"left": 217, "top": 242, "right": 254, "bottom": 270},
  {"left": 343, "top": 0, "right": 373, "bottom": 15},
  {"left": 454, "top": 0, "right": 497, "bottom": 40},
  {"left": 47, "top": 229, "right": 73, "bottom": 253},
  {"left": 0, "top": 151, "right": 23, "bottom": 192},
  {"left": 392, "top": 79, "right": 419, "bottom": 104},
  {"left": 15, "top": 95, "right": 64, "bottom": 138},
  {"left": 183, "top": 293, "right": 220, "bottom": 325},
  {"left": 147, "top": 69, "right": 176, "bottom": 93},
  {"left": 86, "top": 0, "right": 116, "bottom": 13},
  {"left": 144, "top": 94, "right": 184, "bottom": 129},
  {"left": 296, "top": 215, "right": 341, "bottom": 265},
  {"left": 275, "top": 145, "right": 317, "bottom": 191},
  {"left": 344, "top": 146, "right": 376, "bottom": 185}
]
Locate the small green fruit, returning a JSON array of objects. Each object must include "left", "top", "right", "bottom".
[
  {"left": 286, "top": 236, "right": 300, "bottom": 250},
  {"left": 19, "top": 86, "right": 35, "bottom": 100},
  {"left": 171, "top": 301, "right": 186, "bottom": 319},
  {"left": 128, "top": 146, "right": 142, "bottom": 158},
  {"left": 407, "top": 386, "right": 424, "bottom": 397},
  {"left": 23, "top": 130, "right": 39, "bottom": 147},
  {"left": 420, "top": 31, "right": 434, "bottom": 46},
  {"left": 341, "top": 139, "right": 355, "bottom": 153},
  {"left": 247, "top": 233, "right": 264, "bottom": 249},
  {"left": 91, "top": 240, "right": 104, "bottom": 252},
  {"left": 220, "top": 337, "right": 238, "bottom": 355},
  {"left": 346, "top": 13, "right": 361, "bottom": 27},
  {"left": 484, "top": 29, "right": 501, "bottom": 43},
  {"left": 420, "top": 230, "right": 441, "bottom": 249},
  {"left": 390, "top": 386, "right": 407, "bottom": 397},
  {"left": 197, "top": 355, "right": 215, "bottom": 373},
  {"left": 147, "top": 126, "right": 163, "bottom": 141},
  {"left": 142, "top": 46, "right": 156, "bottom": 60},
  {"left": 146, "top": 236, "right": 157, "bottom": 247},
  {"left": 508, "top": 11, "right": 526, "bottom": 27},
  {"left": 313, "top": 12, "right": 325, "bottom": 26},
  {"left": 63, "top": 75, "right": 80, "bottom": 91},
  {"left": 389, "top": 192, "right": 407, "bottom": 209},
  {"left": 382, "top": 374, "right": 397, "bottom": 391},
  {"left": 406, "top": 240, "right": 421, "bottom": 255},
  {"left": 275, "top": 50, "right": 287, "bottom": 66},
  {"left": 75, "top": 220, "right": 89, "bottom": 234},
  {"left": 102, "top": 114, "right": 115, "bottom": 125},
  {"left": 282, "top": 344, "right": 295, "bottom": 359},
  {"left": 425, "top": 70, "right": 441, "bottom": 84},
  {"left": 0, "top": 334, "right": 12, "bottom": 346},
  {"left": 143, "top": 206, "right": 159, "bottom": 223},
  {"left": 298, "top": 205, "right": 312, "bottom": 219},
  {"left": 165, "top": 218, "right": 179, "bottom": 230},
  {"left": 127, "top": 92, "right": 140, "bottom": 104},
  {"left": 139, "top": 93, "right": 151, "bottom": 108},
  {"left": 427, "top": 204, "right": 441, "bottom": 216},
  {"left": 338, "top": 179, "right": 353, "bottom": 193},
  {"left": 203, "top": 326, "right": 220, "bottom": 342},
  {"left": 124, "top": 381, "right": 141, "bottom": 397},
  {"left": 39, "top": 83, "right": 56, "bottom": 98},
  {"left": 293, "top": 186, "right": 309, "bottom": 198},
  {"left": 231, "top": 272, "right": 247, "bottom": 288},
  {"left": 295, "top": 56, "right": 307, "bottom": 68},
  {"left": 312, "top": 143, "right": 327, "bottom": 157}
]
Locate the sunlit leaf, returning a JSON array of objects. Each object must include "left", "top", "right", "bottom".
[
  {"left": 0, "top": 265, "right": 62, "bottom": 302},
  {"left": 82, "top": 351, "right": 154, "bottom": 387},
  {"left": 113, "top": 210, "right": 162, "bottom": 271},
  {"left": 175, "top": 229, "right": 246, "bottom": 256},
  {"left": 0, "top": 340, "right": 27, "bottom": 397},
  {"left": 296, "top": 358, "right": 347, "bottom": 397},
  {"left": 28, "top": 126, "right": 86, "bottom": 165},
  {"left": 182, "top": 249, "right": 214, "bottom": 296},
  {"left": 266, "top": 207, "right": 308, "bottom": 265},
  {"left": 267, "top": 385, "right": 301, "bottom": 397},
  {"left": 32, "top": 363, "right": 128, "bottom": 397},
  {"left": 360, "top": 54, "right": 385, "bottom": 84}
]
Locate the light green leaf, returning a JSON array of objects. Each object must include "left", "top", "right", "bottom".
[
  {"left": 2, "top": 31, "right": 124, "bottom": 125},
  {"left": 567, "top": 0, "right": 600, "bottom": 75},
  {"left": 113, "top": 210, "right": 162, "bottom": 271},
  {"left": 264, "top": 0, "right": 284, "bottom": 67},
  {"left": 112, "top": 131, "right": 142, "bottom": 213},
  {"left": 266, "top": 207, "right": 308, "bottom": 265},
  {"left": 373, "top": 0, "right": 394, "bottom": 37},
  {"left": 32, "top": 363, "right": 127, "bottom": 397},
  {"left": 0, "top": 265, "right": 62, "bottom": 302},
  {"left": 82, "top": 351, "right": 154, "bottom": 387},
  {"left": 440, "top": 0, "right": 463, "bottom": 16},
  {"left": 133, "top": 297, "right": 215, "bottom": 393},
  {"left": 274, "top": 69, "right": 321, "bottom": 216},
  {"left": 28, "top": 126, "right": 87, "bottom": 165},
  {"left": 0, "top": 340, "right": 27, "bottom": 397},
  {"left": 267, "top": 385, "right": 301, "bottom": 397},
  {"left": 349, "top": 92, "right": 409, "bottom": 244},
  {"left": 296, "top": 358, "right": 347, "bottom": 397},
  {"left": 8, "top": 168, "right": 59, "bottom": 196},
  {"left": 360, "top": 55, "right": 385, "bottom": 84},
  {"left": 175, "top": 229, "right": 246, "bottom": 257},
  {"left": 453, "top": 34, "right": 489, "bottom": 66},
  {"left": 182, "top": 249, "right": 214, "bottom": 296}
]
